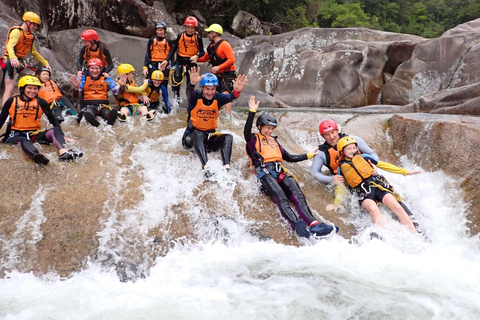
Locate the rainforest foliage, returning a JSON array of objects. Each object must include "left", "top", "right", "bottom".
[{"left": 169, "top": 0, "right": 480, "bottom": 38}]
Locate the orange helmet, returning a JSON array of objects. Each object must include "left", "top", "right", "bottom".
[
  {"left": 81, "top": 29, "right": 99, "bottom": 42},
  {"left": 184, "top": 16, "right": 198, "bottom": 27},
  {"left": 87, "top": 58, "right": 103, "bottom": 67}
]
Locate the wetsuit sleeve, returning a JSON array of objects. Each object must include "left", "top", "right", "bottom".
[
  {"left": 0, "top": 98, "right": 14, "bottom": 130},
  {"left": 77, "top": 46, "right": 86, "bottom": 71},
  {"left": 244, "top": 111, "right": 255, "bottom": 141},
  {"left": 40, "top": 98, "right": 60, "bottom": 128},
  {"left": 103, "top": 47, "right": 114, "bottom": 74},
  {"left": 5, "top": 29, "right": 21, "bottom": 59},
  {"left": 144, "top": 38, "right": 154, "bottom": 66},
  {"left": 216, "top": 41, "right": 235, "bottom": 73},
  {"left": 280, "top": 143, "right": 308, "bottom": 163},
  {"left": 197, "top": 34, "right": 205, "bottom": 58},
  {"left": 215, "top": 92, "right": 237, "bottom": 108},
  {"left": 30, "top": 43, "right": 49, "bottom": 66},
  {"left": 311, "top": 153, "right": 334, "bottom": 184},
  {"left": 165, "top": 34, "right": 181, "bottom": 62},
  {"left": 377, "top": 161, "right": 409, "bottom": 176},
  {"left": 353, "top": 135, "right": 379, "bottom": 162}
]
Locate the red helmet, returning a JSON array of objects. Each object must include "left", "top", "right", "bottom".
[
  {"left": 184, "top": 16, "right": 198, "bottom": 27},
  {"left": 87, "top": 58, "right": 103, "bottom": 67},
  {"left": 319, "top": 120, "right": 338, "bottom": 135},
  {"left": 81, "top": 29, "right": 99, "bottom": 42}
]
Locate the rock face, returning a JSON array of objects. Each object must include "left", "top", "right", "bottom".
[{"left": 389, "top": 114, "right": 480, "bottom": 233}]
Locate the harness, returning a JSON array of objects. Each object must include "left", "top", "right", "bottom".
[
  {"left": 206, "top": 39, "right": 234, "bottom": 72},
  {"left": 169, "top": 65, "right": 185, "bottom": 87}
]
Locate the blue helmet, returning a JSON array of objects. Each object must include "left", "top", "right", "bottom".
[{"left": 200, "top": 73, "right": 219, "bottom": 87}]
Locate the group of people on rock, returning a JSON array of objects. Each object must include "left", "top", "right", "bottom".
[{"left": 1, "top": 12, "right": 422, "bottom": 240}]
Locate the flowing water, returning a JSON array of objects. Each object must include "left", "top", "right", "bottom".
[{"left": 0, "top": 110, "right": 479, "bottom": 319}]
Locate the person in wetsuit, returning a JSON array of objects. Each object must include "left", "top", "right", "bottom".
[
  {"left": 36, "top": 67, "right": 78, "bottom": 123},
  {"left": 0, "top": 76, "right": 82, "bottom": 164},
  {"left": 244, "top": 96, "right": 338, "bottom": 238},
  {"left": 76, "top": 29, "right": 113, "bottom": 78},
  {"left": 140, "top": 70, "right": 171, "bottom": 114},
  {"left": 182, "top": 67, "right": 247, "bottom": 177}
]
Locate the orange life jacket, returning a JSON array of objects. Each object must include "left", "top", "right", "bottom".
[
  {"left": 254, "top": 133, "right": 283, "bottom": 164},
  {"left": 4, "top": 26, "right": 34, "bottom": 59},
  {"left": 177, "top": 32, "right": 200, "bottom": 57},
  {"left": 83, "top": 76, "right": 109, "bottom": 103},
  {"left": 145, "top": 84, "right": 160, "bottom": 103},
  {"left": 8, "top": 96, "right": 42, "bottom": 131},
  {"left": 117, "top": 80, "right": 139, "bottom": 106},
  {"left": 38, "top": 80, "right": 63, "bottom": 104},
  {"left": 190, "top": 98, "right": 219, "bottom": 131},
  {"left": 150, "top": 37, "right": 170, "bottom": 61},
  {"left": 83, "top": 45, "right": 108, "bottom": 69},
  {"left": 339, "top": 154, "right": 373, "bottom": 188}
]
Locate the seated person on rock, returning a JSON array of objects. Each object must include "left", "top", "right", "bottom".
[
  {"left": 36, "top": 67, "right": 78, "bottom": 123},
  {"left": 140, "top": 70, "right": 171, "bottom": 114},
  {"left": 182, "top": 67, "right": 247, "bottom": 177},
  {"left": 245, "top": 96, "right": 338, "bottom": 238},
  {"left": 0, "top": 76, "right": 82, "bottom": 164},
  {"left": 312, "top": 119, "right": 422, "bottom": 230},
  {"left": 70, "top": 58, "right": 125, "bottom": 127},
  {"left": 115, "top": 63, "right": 155, "bottom": 122},
  {"left": 327, "top": 136, "right": 419, "bottom": 233}
]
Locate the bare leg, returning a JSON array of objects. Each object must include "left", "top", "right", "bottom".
[
  {"left": 2, "top": 78, "right": 15, "bottom": 104},
  {"left": 382, "top": 194, "right": 418, "bottom": 233},
  {"left": 362, "top": 199, "right": 386, "bottom": 228}
]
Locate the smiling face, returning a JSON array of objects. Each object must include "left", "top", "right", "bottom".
[
  {"left": 24, "top": 85, "right": 39, "bottom": 99},
  {"left": 156, "top": 27, "right": 165, "bottom": 37},
  {"left": 152, "top": 79, "right": 162, "bottom": 87},
  {"left": 260, "top": 124, "right": 276, "bottom": 137},
  {"left": 185, "top": 26, "right": 195, "bottom": 35},
  {"left": 322, "top": 129, "right": 340, "bottom": 148},
  {"left": 342, "top": 143, "right": 358, "bottom": 158},
  {"left": 88, "top": 65, "right": 101, "bottom": 78},
  {"left": 201, "top": 86, "right": 216, "bottom": 100}
]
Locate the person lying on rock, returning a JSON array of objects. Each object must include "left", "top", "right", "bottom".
[
  {"left": 182, "top": 67, "right": 247, "bottom": 177},
  {"left": 312, "top": 119, "right": 422, "bottom": 230},
  {"left": 70, "top": 58, "right": 126, "bottom": 127},
  {"left": 114, "top": 63, "right": 155, "bottom": 122},
  {"left": 36, "top": 67, "right": 78, "bottom": 123},
  {"left": 244, "top": 95, "right": 338, "bottom": 239},
  {"left": 327, "top": 136, "right": 419, "bottom": 233},
  {"left": 0, "top": 76, "right": 83, "bottom": 164}
]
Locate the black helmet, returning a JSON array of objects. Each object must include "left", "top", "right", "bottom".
[
  {"left": 35, "top": 67, "right": 51, "bottom": 77},
  {"left": 256, "top": 113, "right": 277, "bottom": 129},
  {"left": 156, "top": 21, "right": 167, "bottom": 29}
]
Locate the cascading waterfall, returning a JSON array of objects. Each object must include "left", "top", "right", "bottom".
[{"left": 0, "top": 111, "right": 479, "bottom": 319}]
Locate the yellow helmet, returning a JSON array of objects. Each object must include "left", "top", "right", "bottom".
[
  {"left": 23, "top": 12, "right": 41, "bottom": 25},
  {"left": 205, "top": 23, "right": 223, "bottom": 35},
  {"left": 117, "top": 63, "right": 135, "bottom": 75},
  {"left": 18, "top": 75, "right": 42, "bottom": 89},
  {"left": 151, "top": 70, "right": 164, "bottom": 81},
  {"left": 336, "top": 136, "right": 357, "bottom": 152}
]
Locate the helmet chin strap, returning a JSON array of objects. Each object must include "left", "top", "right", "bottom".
[{"left": 25, "top": 21, "right": 33, "bottom": 33}]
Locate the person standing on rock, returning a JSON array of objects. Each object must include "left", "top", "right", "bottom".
[
  {"left": 182, "top": 67, "right": 247, "bottom": 177},
  {"left": 70, "top": 58, "right": 125, "bottom": 127},
  {"left": 192, "top": 23, "right": 236, "bottom": 116},
  {"left": 327, "top": 136, "right": 419, "bottom": 234},
  {"left": 1, "top": 12, "right": 51, "bottom": 105},
  {"left": 0, "top": 75, "right": 83, "bottom": 164},
  {"left": 168, "top": 16, "right": 205, "bottom": 103},
  {"left": 76, "top": 29, "right": 113, "bottom": 78},
  {"left": 244, "top": 96, "right": 338, "bottom": 239},
  {"left": 143, "top": 21, "right": 173, "bottom": 80}
]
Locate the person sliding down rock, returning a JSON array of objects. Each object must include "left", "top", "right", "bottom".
[
  {"left": 0, "top": 76, "right": 83, "bottom": 164},
  {"left": 244, "top": 95, "right": 338, "bottom": 238},
  {"left": 182, "top": 67, "right": 247, "bottom": 178}
]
